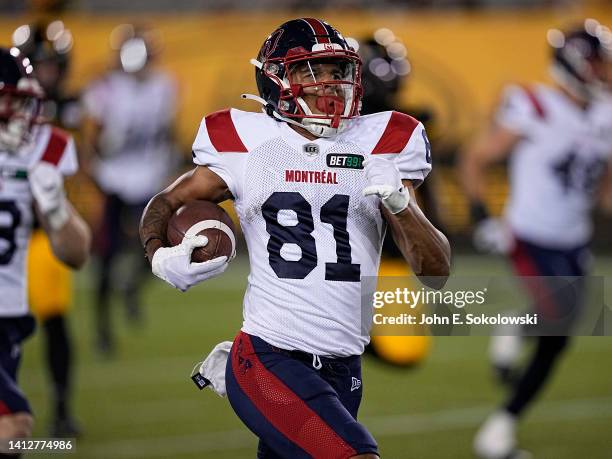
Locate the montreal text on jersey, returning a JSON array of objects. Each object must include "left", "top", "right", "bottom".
[{"left": 285, "top": 169, "right": 339, "bottom": 184}]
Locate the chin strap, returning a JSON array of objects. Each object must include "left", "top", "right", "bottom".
[
  {"left": 241, "top": 93, "right": 268, "bottom": 107},
  {"left": 241, "top": 92, "right": 328, "bottom": 136}
]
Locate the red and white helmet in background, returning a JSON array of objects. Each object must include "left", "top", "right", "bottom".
[{"left": 0, "top": 47, "right": 44, "bottom": 153}]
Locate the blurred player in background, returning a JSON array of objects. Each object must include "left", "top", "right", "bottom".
[
  {"left": 460, "top": 20, "right": 612, "bottom": 459},
  {"left": 0, "top": 47, "right": 90, "bottom": 445},
  {"left": 13, "top": 20, "right": 84, "bottom": 437},
  {"left": 140, "top": 18, "right": 450, "bottom": 458},
  {"left": 359, "top": 29, "right": 448, "bottom": 367},
  {"left": 82, "top": 24, "right": 178, "bottom": 355}
]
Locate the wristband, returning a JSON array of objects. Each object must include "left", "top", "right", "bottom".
[{"left": 382, "top": 186, "right": 410, "bottom": 214}]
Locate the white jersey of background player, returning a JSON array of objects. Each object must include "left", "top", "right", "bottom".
[
  {"left": 461, "top": 21, "right": 612, "bottom": 459},
  {"left": 466, "top": 22, "right": 612, "bottom": 255},
  {"left": 0, "top": 123, "right": 78, "bottom": 317},
  {"left": 0, "top": 46, "right": 89, "bottom": 442},
  {"left": 499, "top": 83, "right": 612, "bottom": 248},
  {"left": 82, "top": 56, "right": 177, "bottom": 204}
]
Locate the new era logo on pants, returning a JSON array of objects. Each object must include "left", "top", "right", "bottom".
[{"left": 351, "top": 377, "right": 361, "bottom": 392}]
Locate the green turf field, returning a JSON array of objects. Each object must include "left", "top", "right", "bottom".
[{"left": 19, "top": 255, "right": 612, "bottom": 458}]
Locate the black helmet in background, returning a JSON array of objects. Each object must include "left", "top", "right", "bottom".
[
  {"left": 12, "top": 21, "right": 72, "bottom": 99},
  {"left": 358, "top": 28, "right": 411, "bottom": 115}
]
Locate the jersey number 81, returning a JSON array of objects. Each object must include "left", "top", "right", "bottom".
[{"left": 262, "top": 192, "right": 360, "bottom": 282}]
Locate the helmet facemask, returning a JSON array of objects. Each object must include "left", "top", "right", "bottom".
[
  {"left": 0, "top": 78, "right": 44, "bottom": 154},
  {"left": 257, "top": 47, "right": 362, "bottom": 138}
]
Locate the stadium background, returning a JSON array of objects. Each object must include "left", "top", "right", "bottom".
[{"left": 1, "top": 0, "right": 612, "bottom": 458}]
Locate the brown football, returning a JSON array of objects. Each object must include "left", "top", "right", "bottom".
[{"left": 166, "top": 200, "right": 236, "bottom": 263}]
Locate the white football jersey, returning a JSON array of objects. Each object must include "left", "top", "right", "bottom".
[
  {"left": 193, "top": 109, "right": 431, "bottom": 356},
  {"left": 82, "top": 70, "right": 177, "bottom": 204},
  {"left": 0, "top": 125, "right": 77, "bottom": 317},
  {"left": 498, "top": 84, "right": 612, "bottom": 248}
]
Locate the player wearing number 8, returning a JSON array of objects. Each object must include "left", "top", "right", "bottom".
[
  {"left": 0, "top": 48, "right": 90, "bottom": 444},
  {"left": 139, "top": 18, "right": 449, "bottom": 459}
]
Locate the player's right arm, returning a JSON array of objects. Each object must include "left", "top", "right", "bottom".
[
  {"left": 141, "top": 112, "right": 242, "bottom": 291},
  {"left": 457, "top": 85, "right": 539, "bottom": 252},
  {"left": 459, "top": 120, "right": 521, "bottom": 216},
  {"left": 35, "top": 200, "right": 91, "bottom": 269},
  {"left": 139, "top": 165, "right": 230, "bottom": 263},
  {"left": 140, "top": 166, "right": 233, "bottom": 292},
  {"left": 29, "top": 162, "right": 91, "bottom": 269},
  {"left": 458, "top": 118, "right": 520, "bottom": 254}
]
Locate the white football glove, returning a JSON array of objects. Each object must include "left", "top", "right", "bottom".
[
  {"left": 151, "top": 235, "right": 228, "bottom": 292},
  {"left": 362, "top": 157, "right": 410, "bottom": 214},
  {"left": 473, "top": 218, "right": 512, "bottom": 254},
  {"left": 29, "top": 162, "right": 69, "bottom": 231}
]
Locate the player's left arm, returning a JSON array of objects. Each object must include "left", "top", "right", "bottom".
[
  {"left": 363, "top": 119, "right": 450, "bottom": 289},
  {"left": 35, "top": 197, "right": 91, "bottom": 269},
  {"left": 382, "top": 180, "right": 450, "bottom": 289},
  {"left": 29, "top": 132, "right": 91, "bottom": 269}
]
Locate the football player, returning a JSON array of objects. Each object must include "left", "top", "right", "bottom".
[
  {"left": 140, "top": 18, "right": 450, "bottom": 458},
  {"left": 460, "top": 20, "right": 612, "bottom": 458},
  {"left": 14, "top": 20, "right": 83, "bottom": 437},
  {"left": 0, "top": 47, "right": 90, "bottom": 445},
  {"left": 82, "top": 24, "right": 178, "bottom": 355}
]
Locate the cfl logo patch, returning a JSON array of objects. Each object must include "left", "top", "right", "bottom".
[
  {"left": 303, "top": 143, "right": 319, "bottom": 156},
  {"left": 351, "top": 377, "right": 362, "bottom": 392}
]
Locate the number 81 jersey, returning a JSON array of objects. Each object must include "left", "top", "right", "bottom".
[{"left": 193, "top": 108, "right": 431, "bottom": 356}]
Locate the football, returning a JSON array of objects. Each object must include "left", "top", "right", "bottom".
[{"left": 166, "top": 200, "right": 236, "bottom": 263}]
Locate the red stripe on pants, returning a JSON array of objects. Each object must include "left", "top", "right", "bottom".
[{"left": 231, "top": 332, "right": 357, "bottom": 459}]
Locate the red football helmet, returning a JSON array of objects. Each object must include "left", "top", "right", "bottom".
[
  {"left": 249, "top": 18, "right": 362, "bottom": 138},
  {"left": 0, "top": 47, "right": 44, "bottom": 153}
]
